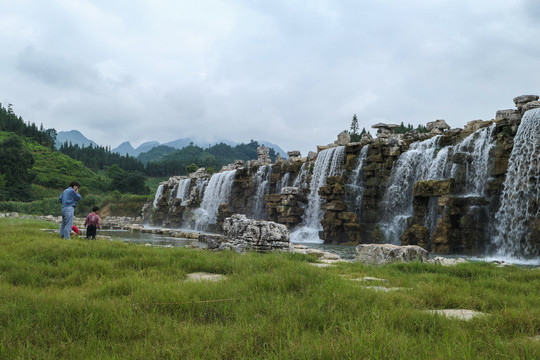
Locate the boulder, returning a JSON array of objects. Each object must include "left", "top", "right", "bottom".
[
  {"left": 256, "top": 145, "right": 271, "bottom": 164},
  {"left": 513, "top": 95, "right": 539, "bottom": 110},
  {"left": 372, "top": 123, "right": 399, "bottom": 138},
  {"left": 335, "top": 131, "right": 351, "bottom": 146},
  {"left": 426, "top": 119, "right": 450, "bottom": 131},
  {"left": 355, "top": 243, "right": 429, "bottom": 265},
  {"left": 287, "top": 150, "right": 301, "bottom": 161},
  {"left": 220, "top": 214, "right": 292, "bottom": 252},
  {"left": 428, "top": 257, "right": 467, "bottom": 266}
]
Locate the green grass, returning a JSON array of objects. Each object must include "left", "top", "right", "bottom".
[{"left": 1, "top": 218, "right": 539, "bottom": 359}]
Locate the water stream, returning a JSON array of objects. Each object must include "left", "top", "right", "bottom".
[{"left": 290, "top": 146, "right": 345, "bottom": 243}]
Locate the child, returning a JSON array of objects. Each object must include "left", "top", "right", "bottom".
[{"left": 84, "top": 206, "right": 102, "bottom": 239}]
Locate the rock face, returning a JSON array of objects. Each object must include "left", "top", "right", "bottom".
[
  {"left": 355, "top": 244, "right": 429, "bottom": 265},
  {"left": 147, "top": 94, "right": 540, "bottom": 258},
  {"left": 219, "top": 214, "right": 292, "bottom": 252},
  {"left": 266, "top": 187, "right": 306, "bottom": 228}
]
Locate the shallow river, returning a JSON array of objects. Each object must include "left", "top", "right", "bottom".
[{"left": 99, "top": 229, "right": 539, "bottom": 266}]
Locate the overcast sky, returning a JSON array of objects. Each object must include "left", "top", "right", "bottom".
[{"left": 1, "top": 0, "right": 540, "bottom": 154}]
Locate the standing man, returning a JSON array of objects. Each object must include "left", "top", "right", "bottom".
[{"left": 58, "top": 181, "right": 81, "bottom": 239}]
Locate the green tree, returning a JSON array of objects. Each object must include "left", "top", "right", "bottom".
[
  {"left": 350, "top": 114, "right": 362, "bottom": 142},
  {"left": 0, "top": 134, "right": 35, "bottom": 200},
  {"left": 107, "top": 164, "right": 149, "bottom": 195},
  {"left": 186, "top": 163, "right": 198, "bottom": 174}
]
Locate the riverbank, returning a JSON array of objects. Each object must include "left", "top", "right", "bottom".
[{"left": 1, "top": 217, "right": 539, "bottom": 359}]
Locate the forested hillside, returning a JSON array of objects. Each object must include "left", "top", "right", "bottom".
[
  {"left": 0, "top": 103, "right": 276, "bottom": 203},
  {"left": 143, "top": 140, "right": 277, "bottom": 176}
]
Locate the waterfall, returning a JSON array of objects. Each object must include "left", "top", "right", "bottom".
[
  {"left": 252, "top": 165, "right": 272, "bottom": 220},
  {"left": 292, "top": 163, "right": 308, "bottom": 188},
  {"left": 276, "top": 172, "right": 290, "bottom": 193},
  {"left": 493, "top": 108, "right": 540, "bottom": 258},
  {"left": 193, "top": 170, "right": 237, "bottom": 231},
  {"left": 168, "top": 184, "right": 177, "bottom": 205},
  {"left": 346, "top": 145, "right": 369, "bottom": 220},
  {"left": 290, "top": 146, "right": 346, "bottom": 243},
  {"left": 175, "top": 178, "right": 192, "bottom": 206},
  {"left": 152, "top": 184, "right": 164, "bottom": 208},
  {"left": 380, "top": 136, "right": 445, "bottom": 243},
  {"left": 451, "top": 124, "right": 496, "bottom": 195},
  {"left": 195, "top": 178, "right": 209, "bottom": 199}
]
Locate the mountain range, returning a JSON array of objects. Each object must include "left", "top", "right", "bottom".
[{"left": 55, "top": 131, "right": 288, "bottom": 159}]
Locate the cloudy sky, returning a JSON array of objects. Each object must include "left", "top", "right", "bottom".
[{"left": 1, "top": 0, "right": 540, "bottom": 154}]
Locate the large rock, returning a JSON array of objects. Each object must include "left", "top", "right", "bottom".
[
  {"left": 335, "top": 131, "right": 351, "bottom": 146},
  {"left": 426, "top": 119, "right": 450, "bottom": 131},
  {"left": 513, "top": 95, "right": 539, "bottom": 111},
  {"left": 220, "top": 214, "right": 292, "bottom": 252},
  {"left": 256, "top": 145, "right": 271, "bottom": 164},
  {"left": 355, "top": 244, "right": 429, "bottom": 265}
]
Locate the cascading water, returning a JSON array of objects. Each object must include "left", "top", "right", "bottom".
[
  {"left": 252, "top": 165, "right": 272, "bottom": 219},
  {"left": 292, "top": 163, "right": 308, "bottom": 188},
  {"left": 450, "top": 124, "right": 496, "bottom": 195},
  {"left": 290, "top": 146, "right": 345, "bottom": 243},
  {"left": 153, "top": 184, "right": 164, "bottom": 208},
  {"left": 193, "top": 170, "right": 236, "bottom": 231},
  {"left": 380, "top": 136, "right": 446, "bottom": 243},
  {"left": 175, "top": 178, "right": 192, "bottom": 206},
  {"left": 168, "top": 184, "right": 177, "bottom": 205},
  {"left": 275, "top": 172, "right": 290, "bottom": 193},
  {"left": 195, "top": 178, "right": 208, "bottom": 199},
  {"left": 493, "top": 108, "right": 540, "bottom": 258},
  {"left": 345, "top": 145, "right": 369, "bottom": 220}
]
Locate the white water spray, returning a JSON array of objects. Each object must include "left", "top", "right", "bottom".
[
  {"left": 346, "top": 145, "right": 369, "bottom": 220},
  {"left": 450, "top": 124, "right": 496, "bottom": 195},
  {"left": 291, "top": 146, "right": 345, "bottom": 243},
  {"left": 380, "top": 136, "right": 444, "bottom": 243},
  {"left": 175, "top": 178, "right": 192, "bottom": 206},
  {"left": 252, "top": 165, "right": 272, "bottom": 219},
  {"left": 493, "top": 108, "right": 540, "bottom": 258},
  {"left": 193, "top": 170, "right": 236, "bottom": 231},
  {"left": 152, "top": 184, "right": 164, "bottom": 209}
]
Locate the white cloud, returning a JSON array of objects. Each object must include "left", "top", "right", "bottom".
[{"left": 1, "top": 0, "right": 540, "bottom": 154}]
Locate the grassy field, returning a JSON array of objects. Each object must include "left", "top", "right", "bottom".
[{"left": 1, "top": 218, "right": 539, "bottom": 359}]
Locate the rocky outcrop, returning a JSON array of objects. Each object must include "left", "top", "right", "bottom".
[
  {"left": 372, "top": 123, "right": 400, "bottom": 138},
  {"left": 266, "top": 187, "right": 306, "bottom": 228},
  {"left": 430, "top": 196, "right": 490, "bottom": 254},
  {"left": 146, "top": 94, "right": 540, "bottom": 258},
  {"left": 319, "top": 176, "right": 363, "bottom": 244},
  {"left": 426, "top": 119, "right": 450, "bottom": 131},
  {"left": 334, "top": 131, "right": 351, "bottom": 146},
  {"left": 219, "top": 214, "right": 293, "bottom": 252},
  {"left": 355, "top": 243, "right": 429, "bottom": 265},
  {"left": 513, "top": 95, "right": 539, "bottom": 112}
]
